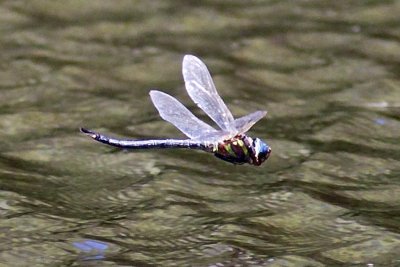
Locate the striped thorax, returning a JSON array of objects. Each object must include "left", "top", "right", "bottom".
[{"left": 214, "top": 135, "right": 271, "bottom": 166}]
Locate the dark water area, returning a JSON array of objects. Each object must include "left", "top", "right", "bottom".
[{"left": 0, "top": 1, "right": 399, "bottom": 266}]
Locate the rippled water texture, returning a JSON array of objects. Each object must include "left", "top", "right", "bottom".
[{"left": 0, "top": 1, "right": 399, "bottom": 266}]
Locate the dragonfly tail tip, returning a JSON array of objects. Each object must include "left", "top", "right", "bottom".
[{"left": 80, "top": 128, "right": 98, "bottom": 139}]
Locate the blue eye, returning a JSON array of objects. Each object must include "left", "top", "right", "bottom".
[{"left": 253, "top": 138, "right": 271, "bottom": 161}]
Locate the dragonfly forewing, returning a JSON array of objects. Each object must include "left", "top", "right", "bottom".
[
  {"left": 182, "top": 55, "right": 236, "bottom": 132},
  {"left": 150, "top": 90, "right": 218, "bottom": 140}
]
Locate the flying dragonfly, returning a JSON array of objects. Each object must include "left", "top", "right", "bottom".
[{"left": 81, "top": 55, "right": 271, "bottom": 166}]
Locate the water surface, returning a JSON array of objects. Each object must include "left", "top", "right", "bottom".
[{"left": 0, "top": 1, "right": 399, "bottom": 266}]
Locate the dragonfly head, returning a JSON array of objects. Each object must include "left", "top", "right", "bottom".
[{"left": 250, "top": 138, "right": 271, "bottom": 166}]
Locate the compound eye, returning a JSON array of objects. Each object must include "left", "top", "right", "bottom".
[{"left": 253, "top": 138, "right": 271, "bottom": 162}]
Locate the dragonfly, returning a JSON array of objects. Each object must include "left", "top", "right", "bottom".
[{"left": 81, "top": 55, "right": 271, "bottom": 166}]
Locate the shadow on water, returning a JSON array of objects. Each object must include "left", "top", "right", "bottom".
[{"left": 0, "top": 1, "right": 399, "bottom": 266}]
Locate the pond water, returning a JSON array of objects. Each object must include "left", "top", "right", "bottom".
[{"left": 0, "top": 1, "right": 399, "bottom": 266}]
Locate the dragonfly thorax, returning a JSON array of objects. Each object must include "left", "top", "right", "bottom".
[{"left": 214, "top": 135, "right": 271, "bottom": 166}]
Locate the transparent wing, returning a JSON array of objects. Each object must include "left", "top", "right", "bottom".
[
  {"left": 193, "top": 131, "right": 233, "bottom": 142},
  {"left": 233, "top": 110, "right": 267, "bottom": 134},
  {"left": 192, "top": 111, "right": 267, "bottom": 142},
  {"left": 149, "top": 90, "right": 218, "bottom": 139},
  {"left": 182, "top": 55, "right": 235, "bottom": 132}
]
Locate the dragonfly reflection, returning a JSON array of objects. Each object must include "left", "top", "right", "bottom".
[{"left": 81, "top": 55, "right": 271, "bottom": 166}]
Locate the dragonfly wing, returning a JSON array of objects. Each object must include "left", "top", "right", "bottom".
[
  {"left": 149, "top": 90, "right": 218, "bottom": 139},
  {"left": 194, "top": 131, "right": 234, "bottom": 142},
  {"left": 182, "top": 55, "right": 235, "bottom": 132},
  {"left": 194, "top": 111, "right": 267, "bottom": 142},
  {"left": 233, "top": 110, "right": 267, "bottom": 134}
]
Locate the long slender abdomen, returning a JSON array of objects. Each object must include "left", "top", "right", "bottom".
[{"left": 80, "top": 128, "right": 212, "bottom": 151}]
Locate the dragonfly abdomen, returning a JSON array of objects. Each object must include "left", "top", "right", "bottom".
[{"left": 80, "top": 128, "right": 213, "bottom": 151}]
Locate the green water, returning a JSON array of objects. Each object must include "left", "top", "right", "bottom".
[{"left": 0, "top": 1, "right": 399, "bottom": 266}]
